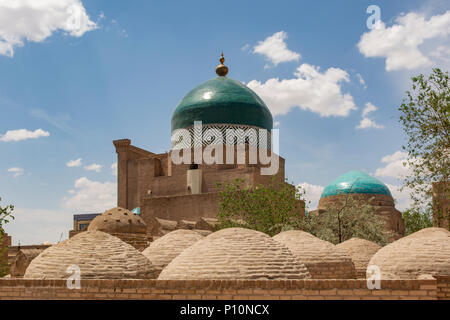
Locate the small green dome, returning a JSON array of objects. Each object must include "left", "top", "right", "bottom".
[
  {"left": 321, "top": 171, "right": 392, "bottom": 198},
  {"left": 171, "top": 77, "right": 273, "bottom": 132}
]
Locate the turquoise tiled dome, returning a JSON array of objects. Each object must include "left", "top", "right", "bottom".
[
  {"left": 171, "top": 76, "right": 273, "bottom": 132},
  {"left": 321, "top": 171, "right": 392, "bottom": 198}
]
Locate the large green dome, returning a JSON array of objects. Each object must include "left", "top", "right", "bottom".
[
  {"left": 321, "top": 171, "right": 392, "bottom": 198},
  {"left": 171, "top": 76, "right": 273, "bottom": 132}
]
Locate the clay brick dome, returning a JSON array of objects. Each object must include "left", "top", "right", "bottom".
[
  {"left": 158, "top": 227, "right": 311, "bottom": 280},
  {"left": 273, "top": 230, "right": 356, "bottom": 279},
  {"left": 24, "top": 231, "right": 158, "bottom": 279},
  {"left": 88, "top": 207, "right": 147, "bottom": 234},
  {"left": 142, "top": 229, "right": 203, "bottom": 271},
  {"left": 367, "top": 227, "right": 450, "bottom": 280},
  {"left": 336, "top": 238, "right": 381, "bottom": 278}
]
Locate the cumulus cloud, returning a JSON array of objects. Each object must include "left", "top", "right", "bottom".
[
  {"left": 62, "top": 177, "right": 116, "bottom": 212},
  {"left": 253, "top": 31, "right": 300, "bottom": 67},
  {"left": 357, "top": 11, "right": 450, "bottom": 71},
  {"left": 7, "top": 167, "right": 24, "bottom": 178},
  {"left": 0, "top": 0, "right": 97, "bottom": 57},
  {"left": 297, "top": 182, "right": 324, "bottom": 210},
  {"left": 0, "top": 128, "right": 50, "bottom": 142},
  {"left": 84, "top": 163, "right": 102, "bottom": 172},
  {"left": 384, "top": 183, "right": 413, "bottom": 211},
  {"left": 66, "top": 158, "right": 82, "bottom": 167},
  {"left": 356, "top": 103, "right": 384, "bottom": 130},
  {"left": 111, "top": 162, "right": 117, "bottom": 176},
  {"left": 375, "top": 150, "right": 411, "bottom": 179},
  {"left": 373, "top": 151, "right": 416, "bottom": 210},
  {"left": 248, "top": 64, "right": 357, "bottom": 117}
]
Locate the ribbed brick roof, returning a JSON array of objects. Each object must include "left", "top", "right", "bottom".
[
  {"left": 24, "top": 231, "right": 157, "bottom": 279},
  {"left": 336, "top": 238, "right": 381, "bottom": 278},
  {"left": 158, "top": 227, "right": 311, "bottom": 280},
  {"left": 88, "top": 207, "right": 147, "bottom": 234},
  {"left": 368, "top": 227, "right": 450, "bottom": 279},
  {"left": 142, "top": 229, "right": 203, "bottom": 271},
  {"left": 273, "top": 230, "right": 356, "bottom": 279}
]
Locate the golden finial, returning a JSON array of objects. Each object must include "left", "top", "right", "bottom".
[{"left": 215, "top": 52, "right": 228, "bottom": 77}]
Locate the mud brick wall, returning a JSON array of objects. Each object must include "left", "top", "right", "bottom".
[
  {"left": 436, "top": 276, "right": 450, "bottom": 300},
  {"left": 0, "top": 278, "right": 444, "bottom": 300}
]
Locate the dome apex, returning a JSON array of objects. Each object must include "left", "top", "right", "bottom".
[{"left": 215, "top": 52, "right": 228, "bottom": 77}]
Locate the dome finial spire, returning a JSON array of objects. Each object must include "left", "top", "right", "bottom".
[{"left": 215, "top": 52, "right": 228, "bottom": 77}]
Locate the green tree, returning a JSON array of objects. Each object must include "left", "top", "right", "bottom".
[
  {"left": 299, "top": 196, "right": 391, "bottom": 246},
  {"left": 0, "top": 197, "right": 14, "bottom": 277},
  {"left": 398, "top": 68, "right": 450, "bottom": 208},
  {"left": 402, "top": 206, "right": 433, "bottom": 236},
  {"left": 216, "top": 178, "right": 306, "bottom": 236}
]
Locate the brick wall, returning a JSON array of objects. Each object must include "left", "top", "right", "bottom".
[
  {"left": 142, "top": 192, "right": 221, "bottom": 222},
  {"left": 0, "top": 278, "right": 444, "bottom": 300},
  {"left": 436, "top": 276, "right": 450, "bottom": 300}
]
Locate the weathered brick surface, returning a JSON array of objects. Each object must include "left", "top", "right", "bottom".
[
  {"left": 142, "top": 229, "right": 203, "bottom": 273},
  {"left": 24, "top": 231, "right": 158, "bottom": 279},
  {"left": 368, "top": 228, "right": 450, "bottom": 279},
  {"left": 158, "top": 228, "right": 311, "bottom": 280},
  {"left": 0, "top": 278, "right": 442, "bottom": 300},
  {"left": 336, "top": 238, "right": 381, "bottom": 278},
  {"left": 273, "top": 230, "right": 356, "bottom": 279},
  {"left": 436, "top": 276, "right": 450, "bottom": 300}
]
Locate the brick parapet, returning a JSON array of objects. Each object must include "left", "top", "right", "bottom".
[{"left": 0, "top": 278, "right": 443, "bottom": 300}]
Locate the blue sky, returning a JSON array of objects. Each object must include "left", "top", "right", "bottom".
[{"left": 1, "top": 0, "right": 449, "bottom": 244}]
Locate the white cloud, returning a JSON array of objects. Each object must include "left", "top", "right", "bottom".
[
  {"left": 253, "top": 31, "right": 300, "bottom": 66},
  {"left": 84, "top": 163, "right": 102, "bottom": 172},
  {"left": 0, "top": 128, "right": 50, "bottom": 142},
  {"left": 111, "top": 162, "right": 117, "bottom": 176},
  {"left": 7, "top": 167, "right": 24, "bottom": 178},
  {"left": 0, "top": 0, "right": 97, "bottom": 57},
  {"left": 380, "top": 151, "right": 408, "bottom": 164},
  {"left": 357, "top": 11, "right": 450, "bottom": 71},
  {"left": 248, "top": 64, "right": 357, "bottom": 117},
  {"left": 66, "top": 158, "right": 82, "bottom": 167},
  {"left": 375, "top": 150, "right": 411, "bottom": 179},
  {"left": 241, "top": 43, "right": 250, "bottom": 51},
  {"left": 356, "top": 103, "right": 385, "bottom": 129},
  {"left": 62, "top": 177, "right": 116, "bottom": 212},
  {"left": 297, "top": 182, "right": 324, "bottom": 210},
  {"left": 356, "top": 73, "right": 367, "bottom": 89},
  {"left": 384, "top": 183, "right": 413, "bottom": 211}
]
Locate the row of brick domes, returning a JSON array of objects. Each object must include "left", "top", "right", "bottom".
[{"left": 24, "top": 207, "right": 450, "bottom": 280}]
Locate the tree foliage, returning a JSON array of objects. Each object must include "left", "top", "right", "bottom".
[
  {"left": 0, "top": 197, "right": 14, "bottom": 277},
  {"left": 216, "top": 178, "right": 305, "bottom": 236},
  {"left": 398, "top": 68, "right": 450, "bottom": 206},
  {"left": 299, "top": 196, "right": 391, "bottom": 246},
  {"left": 402, "top": 206, "right": 433, "bottom": 236},
  {"left": 216, "top": 178, "right": 390, "bottom": 245}
]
